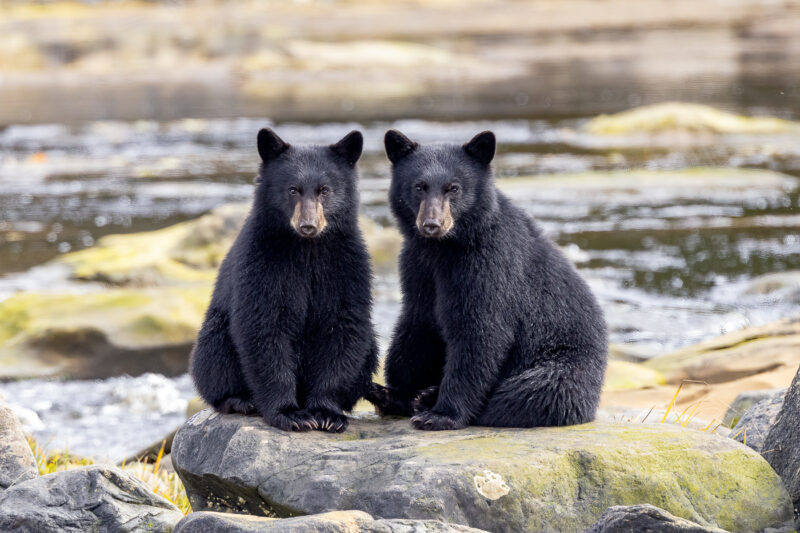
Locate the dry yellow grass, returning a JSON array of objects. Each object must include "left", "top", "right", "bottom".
[{"left": 27, "top": 437, "right": 191, "bottom": 515}]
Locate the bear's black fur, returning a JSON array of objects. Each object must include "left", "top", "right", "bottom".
[
  {"left": 190, "top": 128, "right": 378, "bottom": 433},
  {"left": 366, "top": 130, "right": 607, "bottom": 430}
]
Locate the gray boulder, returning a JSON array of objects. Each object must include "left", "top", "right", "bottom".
[
  {"left": 175, "top": 510, "right": 487, "bottom": 533},
  {"left": 763, "top": 365, "right": 800, "bottom": 522},
  {"left": 0, "top": 394, "right": 37, "bottom": 491},
  {"left": 172, "top": 410, "right": 792, "bottom": 533},
  {"left": 0, "top": 465, "right": 183, "bottom": 532},
  {"left": 584, "top": 504, "right": 727, "bottom": 532},
  {"left": 730, "top": 390, "right": 786, "bottom": 451},
  {"left": 722, "top": 388, "right": 786, "bottom": 428}
]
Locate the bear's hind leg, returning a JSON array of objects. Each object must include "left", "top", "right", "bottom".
[
  {"left": 475, "top": 360, "right": 602, "bottom": 428},
  {"left": 190, "top": 308, "right": 253, "bottom": 416}
]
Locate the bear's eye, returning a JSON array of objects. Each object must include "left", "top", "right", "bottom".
[
  {"left": 319, "top": 186, "right": 331, "bottom": 196},
  {"left": 414, "top": 183, "right": 427, "bottom": 193},
  {"left": 447, "top": 184, "right": 460, "bottom": 194},
  {"left": 288, "top": 186, "right": 299, "bottom": 196}
]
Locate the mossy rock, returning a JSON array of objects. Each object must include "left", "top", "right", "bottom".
[
  {"left": 644, "top": 317, "right": 800, "bottom": 384},
  {"left": 603, "top": 360, "right": 665, "bottom": 391},
  {"left": 172, "top": 413, "right": 793, "bottom": 533},
  {"left": 584, "top": 102, "right": 800, "bottom": 135},
  {"left": 0, "top": 286, "right": 211, "bottom": 379},
  {"left": 54, "top": 203, "right": 401, "bottom": 285}
]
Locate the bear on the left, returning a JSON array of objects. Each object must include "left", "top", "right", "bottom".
[{"left": 190, "top": 128, "right": 378, "bottom": 433}]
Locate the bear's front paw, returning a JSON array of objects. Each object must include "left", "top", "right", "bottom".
[
  {"left": 268, "top": 409, "right": 317, "bottom": 432},
  {"left": 411, "top": 386, "right": 439, "bottom": 414},
  {"left": 410, "top": 411, "right": 466, "bottom": 431},
  {"left": 311, "top": 409, "right": 349, "bottom": 433}
]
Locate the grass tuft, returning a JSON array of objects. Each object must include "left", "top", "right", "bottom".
[{"left": 27, "top": 437, "right": 191, "bottom": 514}]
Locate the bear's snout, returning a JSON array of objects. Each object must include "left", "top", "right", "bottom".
[{"left": 416, "top": 195, "right": 453, "bottom": 239}]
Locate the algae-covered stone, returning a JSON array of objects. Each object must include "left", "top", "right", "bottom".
[
  {"left": 172, "top": 412, "right": 792, "bottom": 533},
  {"left": 644, "top": 317, "right": 800, "bottom": 384},
  {"left": 174, "top": 510, "right": 488, "bottom": 533},
  {"left": 584, "top": 102, "right": 800, "bottom": 135},
  {"left": 54, "top": 203, "right": 248, "bottom": 286},
  {"left": 54, "top": 202, "right": 401, "bottom": 285},
  {"left": 0, "top": 286, "right": 211, "bottom": 379},
  {"left": 603, "top": 360, "right": 665, "bottom": 391}
]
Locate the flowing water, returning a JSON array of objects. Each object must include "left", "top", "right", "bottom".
[{"left": 1, "top": 115, "right": 799, "bottom": 460}]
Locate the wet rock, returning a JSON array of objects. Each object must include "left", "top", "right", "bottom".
[
  {"left": 584, "top": 504, "right": 727, "bottom": 533},
  {"left": 644, "top": 317, "right": 800, "bottom": 384},
  {"left": 54, "top": 202, "right": 401, "bottom": 286},
  {"left": 172, "top": 411, "right": 792, "bottom": 533},
  {"left": 743, "top": 271, "right": 800, "bottom": 297},
  {"left": 0, "top": 394, "right": 37, "bottom": 491},
  {"left": 722, "top": 388, "right": 786, "bottom": 428},
  {"left": 174, "top": 510, "right": 487, "bottom": 533},
  {"left": 730, "top": 391, "right": 785, "bottom": 452},
  {"left": 0, "top": 286, "right": 211, "bottom": 379},
  {"left": 603, "top": 360, "right": 665, "bottom": 391},
  {"left": 584, "top": 102, "right": 800, "bottom": 135},
  {"left": 763, "top": 365, "right": 800, "bottom": 519},
  {"left": 54, "top": 202, "right": 247, "bottom": 287},
  {"left": 0, "top": 465, "right": 183, "bottom": 532}
]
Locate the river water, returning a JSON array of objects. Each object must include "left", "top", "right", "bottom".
[{"left": 1, "top": 115, "right": 799, "bottom": 460}]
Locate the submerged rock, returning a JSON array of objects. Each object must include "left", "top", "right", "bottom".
[
  {"left": 174, "top": 510, "right": 487, "bottom": 533},
  {"left": 644, "top": 317, "right": 800, "bottom": 384},
  {"left": 172, "top": 411, "right": 792, "bottom": 533},
  {"left": 0, "top": 394, "right": 37, "bottom": 491},
  {"left": 763, "top": 365, "right": 800, "bottom": 519},
  {"left": 0, "top": 286, "right": 211, "bottom": 379},
  {"left": 584, "top": 102, "right": 800, "bottom": 135},
  {"left": 584, "top": 504, "right": 727, "bottom": 533},
  {"left": 0, "top": 465, "right": 183, "bottom": 532}
]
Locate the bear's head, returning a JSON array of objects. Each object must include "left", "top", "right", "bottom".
[
  {"left": 385, "top": 129, "right": 496, "bottom": 240},
  {"left": 255, "top": 128, "right": 363, "bottom": 238}
]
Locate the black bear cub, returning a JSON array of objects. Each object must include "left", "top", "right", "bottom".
[
  {"left": 366, "top": 130, "right": 607, "bottom": 430},
  {"left": 190, "top": 128, "right": 378, "bottom": 433}
]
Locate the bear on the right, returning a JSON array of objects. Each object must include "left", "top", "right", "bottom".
[{"left": 366, "top": 129, "right": 608, "bottom": 430}]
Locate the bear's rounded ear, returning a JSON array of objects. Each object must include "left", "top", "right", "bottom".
[
  {"left": 329, "top": 130, "right": 363, "bottom": 166},
  {"left": 257, "top": 128, "right": 289, "bottom": 162},
  {"left": 384, "top": 129, "right": 418, "bottom": 164},
  {"left": 463, "top": 131, "right": 496, "bottom": 166}
]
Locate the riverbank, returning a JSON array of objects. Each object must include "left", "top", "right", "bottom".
[{"left": 2, "top": 0, "right": 800, "bottom": 124}]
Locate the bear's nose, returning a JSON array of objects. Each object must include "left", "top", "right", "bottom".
[
  {"left": 422, "top": 220, "right": 441, "bottom": 237},
  {"left": 300, "top": 224, "right": 318, "bottom": 237}
]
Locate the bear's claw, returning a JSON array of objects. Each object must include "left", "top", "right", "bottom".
[
  {"left": 311, "top": 409, "right": 349, "bottom": 433},
  {"left": 411, "top": 411, "right": 466, "bottom": 431},
  {"left": 268, "top": 409, "right": 317, "bottom": 432}
]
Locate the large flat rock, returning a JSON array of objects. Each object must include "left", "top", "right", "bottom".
[{"left": 172, "top": 411, "right": 792, "bottom": 533}]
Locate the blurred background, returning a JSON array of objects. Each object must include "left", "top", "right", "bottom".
[{"left": 0, "top": 0, "right": 799, "bottom": 465}]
